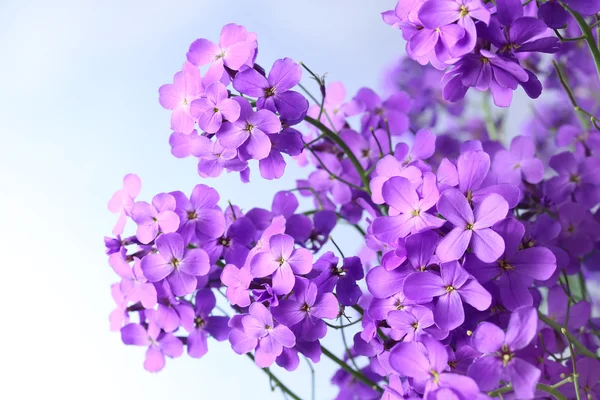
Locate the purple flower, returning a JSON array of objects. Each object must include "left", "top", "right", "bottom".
[
  {"left": 169, "top": 130, "right": 200, "bottom": 159},
  {"left": 259, "top": 128, "right": 303, "bottom": 180},
  {"left": 557, "top": 202, "right": 600, "bottom": 258},
  {"left": 233, "top": 58, "right": 308, "bottom": 122},
  {"left": 390, "top": 336, "right": 481, "bottom": 397},
  {"left": 372, "top": 176, "right": 445, "bottom": 243},
  {"left": 436, "top": 188, "right": 508, "bottom": 263},
  {"left": 121, "top": 319, "right": 183, "bottom": 372},
  {"left": 369, "top": 291, "right": 417, "bottom": 321},
  {"left": 456, "top": 150, "right": 520, "bottom": 208},
  {"left": 217, "top": 97, "right": 281, "bottom": 160},
  {"left": 131, "top": 193, "right": 181, "bottom": 244},
  {"left": 482, "top": 7, "right": 560, "bottom": 56},
  {"left": 308, "top": 152, "right": 359, "bottom": 205},
  {"left": 468, "top": 306, "right": 541, "bottom": 399},
  {"left": 141, "top": 232, "right": 210, "bottom": 296},
  {"left": 563, "top": 358, "right": 600, "bottom": 399},
  {"left": 545, "top": 151, "right": 600, "bottom": 207},
  {"left": 220, "top": 264, "right": 253, "bottom": 307},
  {"left": 245, "top": 214, "right": 287, "bottom": 265},
  {"left": 250, "top": 233, "right": 312, "bottom": 294},
  {"left": 192, "top": 136, "right": 242, "bottom": 178},
  {"left": 158, "top": 62, "right": 202, "bottom": 134},
  {"left": 405, "top": 230, "right": 440, "bottom": 272},
  {"left": 443, "top": 50, "right": 534, "bottom": 107},
  {"left": 312, "top": 254, "right": 365, "bottom": 306},
  {"left": 109, "top": 254, "right": 157, "bottom": 309},
  {"left": 108, "top": 173, "right": 141, "bottom": 236},
  {"left": 538, "top": 0, "right": 568, "bottom": 29},
  {"left": 404, "top": 18, "right": 465, "bottom": 66},
  {"left": 366, "top": 265, "right": 413, "bottom": 299},
  {"left": 186, "top": 23, "right": 256, "bottom": 84},
  {"left": 109, "top": 283, "right": 129, "bottom": 331},
  {"left": 354, "top": 87, "right": 410, "bottom": 134},
  {"left": 272, "top": 278, "right": 339, "bottom": 342},
  {"left": 239, "top": 302, "right": 296, "bottom": 367},
  {"left": 556, "top": 125, "right": 600, "bottom": 157},
  {"left": 418, "top": 0, "right": 491, "bottom": 56},
  {"left": 154, "top": 292, "right": 196, "bottom": 333},
  {"left": 171, "top": 184, "right": 226, "bottom": 242},
  {"left": 369, "top": 154, "right": 423, "bottom": 204},
  {"left": 395, "top": 128, "right": 437, "bottom": 166},
  {"left": 205, "top": 216, "right": 256, "bottom": 267},
  {"left": 182, "top": 289, "right": 230, "bottom": 358},
  {"left": 492, "top": 135, "right": 544, "bottom": 185},
  {"left": 190, "top": 81, "right": 241, "bottom": 133},
  {"left": 341, "top": 128, "right": 388, "bottom": 168},
  {"left": 387, "top": 304, "right": 434, "bottom": 341},
  {"left": 464, "top": 218, "right": 556, "bottom": 311},
  {"left": 307, "top": 81, "right": 361, "bottom": 131},
  {"left": 546, "top": 285, "right": 591, "bottom": 331},
  {"left": 403, "top": 260, "right": 492, "bottom": 330},
  {"left": 563, "top": 0, "right": 600, "bottom": 16}
]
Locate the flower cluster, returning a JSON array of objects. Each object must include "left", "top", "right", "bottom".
[
  {"left": 381, "top": 0, "right": 600, "bottom": 106},
  {"left": 104, "top": 2, "right": 600, "bottom": 399},
  {"left": 160, "top": 23, "right": 307, "bottom": 181}
]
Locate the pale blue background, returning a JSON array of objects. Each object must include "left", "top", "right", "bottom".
[
  {"left": 0, "top": 1, "right": 531, "bottom": 399},
  {"left": 0, "top": 1, "right": 398, "bottom": 399}
]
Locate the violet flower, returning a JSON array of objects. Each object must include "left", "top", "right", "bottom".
[
  {"left": 464, "top": 218, "right": 556, "bottom": 311},
  {"left": 186, "top": 23, "right": 256, "bottom": 84},
  {"left": 468, "top": 306, "right": 541, "bottom": 399},
  {"left": 158, "top": 62, "right": 202, "bottom": 134},
  {"left": 141, "top": 232, "right": 210, "bottom": 296},
  {"left": 403, "top": 260, "right": 491, "bottom": 330},
  {"left": 233, "top": 58, "right": 309, "bottom": 122},
  {"left": 272, "top": 278, "right": 339, "bottom": 342},
  {"left": 250, "top": 233, "right": 312, "bottom": 294},
  {"left": 217, "top": 97, "right": 281, "bottom": 160},
  {"left": 182, "top": 289, "right": 230, "bottom": 358},
  {"left": 121, "top": 317, "right": 183, "bottom": 372},
  {"left": 190, "top": 81, "right": 241, "bottom": 133},
  {"left": 372, "top": 176, "right": 445, "bottom": 243},
  {"left": 131, "top": 193, "right": 180, "bottom": 244},
  {"left": 436, "top": 188, "right": 508, "bottom": 263}
]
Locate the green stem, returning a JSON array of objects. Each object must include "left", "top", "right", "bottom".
[
  {"left": 329, "top": 236, "right": 346, "bottom": 258},
  {"left": 320, "top": 345, "right": 383, "bottom": 393},
  {"left": 551, "top": 60, "right": 596, "bottom": 130},
  {"left": 304, "top": 144, "right": 366, "bottom": 191},
  {"left": 566, "top": 6, "right": 600, "bottom": 80},
  {"left": 538, "top": 383, "right": 568, "bottom": 400},
  {"left": 302, "top": 209, "right": 366, "bottom": 236},
  {"left": 246, "top": 354, "right": 302, "bottom": 400},
  {"left": 305, "top": 115, "right": 372, "bottom": 193},
  {"left": 304, "top": 134, "right": 325, "bottom": 147},
  {"left": 552, "top": 376, "right": 574, "bottom": 389},
  {"left": 489, "top": 383, "right": 567, "bottom": 400},
  {"left": 563, "top": 327, "right": 582, "bottom": 400},
  {"left": 538, "top": 311, "right": 599, "bottom": 360},
  {"left": 369, "top": 127, "right": 385, "bottom": 158},
  {"left": 483, "top": 94, "right": 499, "bottom": 141},
  {"left": 553, "top": 29, "right": 586, "bottom": 42},
  {"left": 339, "top": 317, "right": 361, "bottom": 373},
  {"left": 384, "top": 118, "right": 394, "bottom": 155},
  {"left": 303, "top": 356, "right": 315, "bottom": 400},
  {"left": 578, "top": 271, "right": 588, "bottom": 301},
  {"left": 324, "top": 317, "right": 363, "bottom": 329}
]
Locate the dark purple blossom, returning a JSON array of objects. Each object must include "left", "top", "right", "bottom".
[{"left": 233, "top": 58, "right": 308, "bottom": 122}]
